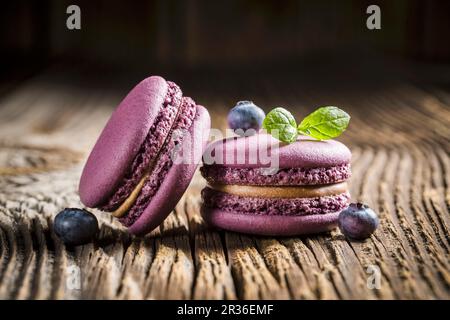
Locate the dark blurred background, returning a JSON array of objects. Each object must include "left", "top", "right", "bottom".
[
  {"left": 2, "top": 0, "right": 450, "bottom": 68},
  {"left": 1, "top": 0, "right": 450, "bottom": 98}
]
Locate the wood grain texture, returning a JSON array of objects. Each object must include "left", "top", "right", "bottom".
[{"left": 0, "top": 69, "right": 448, "bottom": 299}]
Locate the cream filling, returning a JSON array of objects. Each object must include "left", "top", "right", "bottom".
[
  {"left": 112, "top": 173, "right": 149, "bottom": 218},
  {"left": 208, "top": 182, "right": 348, "bottom": 199}
]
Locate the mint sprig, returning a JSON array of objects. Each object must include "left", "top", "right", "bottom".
[
  {"left": 298, "top": 106, "right": 350, "bottom": 140},
  {"left": 262, "top": 107, "right": 298, "bottom": 143},
  {"left": 262, "top": 106, "right": 350, "bottom": 143}
]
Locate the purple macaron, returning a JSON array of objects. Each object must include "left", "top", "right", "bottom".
[
  {"left": 200, "top": 134, "right": 351, "bottom": 236},
  {"left": 79, "top": 76, "right": 211, "bottom": 235}
]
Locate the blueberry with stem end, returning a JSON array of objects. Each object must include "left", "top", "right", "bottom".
[
  {"left": 338, "top": 203, "right": 379, "bottom": 240},
  {"left": 227, "top": 101, "right": 265, "bottom": 136},
  {"left": 54, "top": 208, "right": 99, "bottom": 246}
]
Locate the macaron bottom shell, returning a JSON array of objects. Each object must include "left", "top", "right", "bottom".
[
  {"left": 118, "top": 97, "right": 197, "bottom": 226},
  {"left": 202, "top": 187, "right": 350, "bottom": 216},
  {"left": 201, "top": 207, "right": 340, "bottom": 236},
  {"left": 128, "top": 105, "right": 211, "bottom": 235}
]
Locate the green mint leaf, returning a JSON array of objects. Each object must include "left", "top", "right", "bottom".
[
  {"left": 262, "top": 107, "right": 298, "bottom": 143},
  {"left": 298, "top": 106, "right": 350, "bottom": 140}
]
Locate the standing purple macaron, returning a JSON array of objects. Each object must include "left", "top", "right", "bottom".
[
  {"left": 200, "top": 134, "right": 351, "bottom": 236},
  {"left": 79, "top": 76, "right": 210, "bottom": 235}
]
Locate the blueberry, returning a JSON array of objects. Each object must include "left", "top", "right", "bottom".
[
  {"left": 338, "top": 203, "right": 379, "bottom": 240},
  {"left": 227, "top": 101, "right": 265, "bottom": 136},
  {"left": 54, "top": 208, "right": 99, "bottom": 246}
]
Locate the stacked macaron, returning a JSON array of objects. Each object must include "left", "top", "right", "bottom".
[
  {"left": 200, "top": 134, "right": 351, "bottom": 236},
  {"left": 79, "top": 76, "right": 210, "bottom": 235}
]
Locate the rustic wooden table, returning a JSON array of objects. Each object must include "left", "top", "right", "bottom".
[{"left": 0, "top": 65, "right": 449, "bottom": 299}]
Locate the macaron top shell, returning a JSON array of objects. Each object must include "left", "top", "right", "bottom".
[
  {"left": 79, "top": 76, "right": 170, "bottom": 208},
  {"left": 203, "top": 134, "right": 351, "bottom": 169}
]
